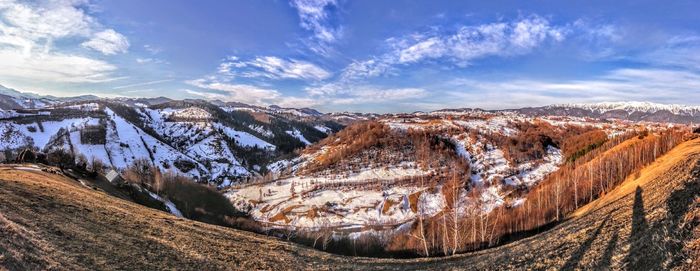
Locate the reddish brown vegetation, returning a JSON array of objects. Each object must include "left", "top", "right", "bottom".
[
  {"left": 392, "top": 128, "right": 690, "bottom": 256},
  {"left": 561, "top": 130, "right": 609, "bottom": 162},
  {"left": 483, "top": 120, "right": 601, "bottom": 164},
  {"left": 302, "top": 121, "right": 469, "bottom": 179}
]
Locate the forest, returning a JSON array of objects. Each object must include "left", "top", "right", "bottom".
[{"left": 389, "top": 127, "right": 690, "bottom": 256}]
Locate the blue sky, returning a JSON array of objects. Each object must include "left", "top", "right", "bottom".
[{"left": 0, "top": 0, "right": 699, "bottom": 113}]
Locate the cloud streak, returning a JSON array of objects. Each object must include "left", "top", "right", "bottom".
[
  {"left": 113, "top": 79, "right": 172, "bottom": 90},
  {"left": 290, "top": 0, "right": 341, "bottom": 56},
  {"left": 342, "top": 15, "right": 567, "bottom": 80},
  {"left": 218, "top": 56, "right": 331, "bottom": 81},
  {"left": 442, "top": 68, "right": 700, "bottom": 109}
]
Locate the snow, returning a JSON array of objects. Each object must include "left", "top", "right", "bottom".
[
  {"left": 186, "top": 134, "right": 248, "bottom": 179},
  {"left": 418, "top": 190, "right": 446, "bottom": 216},
  {"left": 139, "top": 107, "right": 262, "bottom": 180},
  {"left": 249, "top": 124, "right": 274, "bottom": 138},
  {"left": 480, "top": 186, "right": 505, "bottom": 213},
  {"left": 147, "top": 191, "right": 183, "bottom": 217},
  {"left": 170, "top": 107, "right": 212, "bottom": 119},
  {"left": 453, "top": 117, "right": 518, "bottom": 136},
  {"left": 0, "top": 118, "right": 101, "bottom": 151},
  {"left": 382, "top": 118, "right": 432, "bottom": 131},
  {"left": 556, "top": 101, "right": 700, "bottom": 115},
  {"left": 58, "top": 103, "right": 100, "bottom": 111},
  {"left": 0, "top": 109, "right": 14, "bottom": 119},
  {"left": 69, "top": 131, "right": 110, "bottom": 164},
  {"left": 511, "top": 198, "right": 526, "bottom": 207},
  {"left": 297, "top": 162, "right": 428, "bottom": 183},
  {"left": 286, "top": 128, "right": 311, "bottom": 145},
  {"left": 216, "top": 124, "right": 275, "bottom": 150},
  {"left": 0, "top": 124, "right": 31, "bottom": 149},
  {"left": 164, "top": 200, "right": 184, "bottom": 217},
  {"left": 509, "top": 146, "right": 563, "bottom": 187},
  {"left": 226, "top": 162, "right": 434, "bottom": 229},
  {"left": 314, "top": 125, "right": 332, "bottom": 134},
  {"left": 27, "top": 118, "right": 99, "bottom": 148},
  {"left": 104, "top": 107, "right": 206, "bottom": 177}
]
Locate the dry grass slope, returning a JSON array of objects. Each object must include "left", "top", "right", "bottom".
[{"left": 1, "top": 139, "right": 699, "bottom": 271}]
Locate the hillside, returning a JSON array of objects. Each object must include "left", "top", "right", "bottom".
[
  {"left": 225, "top": 110, "right": 683, "bottom": 254},
  {"left": 1, "top": 139, "right": 698, "bottom": 270},
  {"left": 0, "top": 100, "right": 341, "bottom": 187}
]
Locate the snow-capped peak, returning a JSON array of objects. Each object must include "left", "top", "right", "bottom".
[{"left": 552, "top": 101, "right": 700, "bottom": 115}]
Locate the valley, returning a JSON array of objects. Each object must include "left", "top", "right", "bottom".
[
  {"left": 1, "top": 136, "right": 697, "bottom": 270},
  {"left": 0, "top": 87, "right": 698, "bottom": 265}
]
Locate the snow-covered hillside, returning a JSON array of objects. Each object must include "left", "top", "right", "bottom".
[
  {"left": 0, "top": 100, "right": 342, "bottom": 187},
  {"left": 225, "top": 111, "right": 644, "bottom": 234}
]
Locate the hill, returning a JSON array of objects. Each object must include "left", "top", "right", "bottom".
[
  {"left": 0, "top": 100, "right": 342, "bottom": 187},
  {"left": 1, "top": 140, "right": 697, "bottom": 270},
  {"left": 226, "top": 110, "right": 686, "bottom": 256}
]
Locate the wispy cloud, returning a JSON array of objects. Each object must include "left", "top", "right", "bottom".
[
  {"left": 635, "top": 35, "right": 700, "bottom": 71},
  {"left": 0, "top": 49, "right": 118, "bottom": 83},
  {"left": 136, "top": 58, "right": 168, "bottom": 65},
  {"left": 342, "top": 15, "right": 567, "bottom": 80},
  {"left": 218, "top": 56, "right": 331, "bottom": 81},
  {"left": 143, "top": 44, "right": 162, "bottom": 54},
  {"left": 289, "top": 0, "right": 342, "bottom": 56},
  {"left": 442, "top": 68, "right": 700, "bottom": 109},
  {"left": 304, "top": 82, "right": 427, "bottom": 105},
  {"left": 113, "top": 79, "right": 172, "bottom": 90},
  {"left": 186, "top": 78, "right": 283, "bottom": 105},
  {"left": 0, "top": 0, "right": 127, "bottom": 83}
]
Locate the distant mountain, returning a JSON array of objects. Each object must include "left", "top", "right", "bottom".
[
  {"left": 0, "top": 84, "right": 54, "bottom": 110},
  {"left": 515, "top": 101, "right": 700, "bottom": 124},
  {"left": 0, "top": 84, "right": 102, "bottom": 110}
]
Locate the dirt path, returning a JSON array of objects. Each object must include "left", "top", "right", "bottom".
[{"left": 1, "top": 140, "right": 699, "bottom": 270}]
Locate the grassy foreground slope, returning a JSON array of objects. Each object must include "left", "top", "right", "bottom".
[{"left": 1, "top": 139, "right": 699, "bottom": 270}]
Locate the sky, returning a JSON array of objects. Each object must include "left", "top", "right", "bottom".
[{"left": 0, "top": 0, "right": 699, "bottom": 113}]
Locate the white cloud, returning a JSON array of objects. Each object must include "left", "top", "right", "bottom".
[
  {"left": 81, "top": 29, "right": 129, "bottom": 55},
  {"left": 186, "top": 78, "right": 282, "bottom": 105},
  {"left": 0, "top": 0, "right": 93, "bottom": 44},
  {"left": 397, "top": 37, "right": 446, "bottom": 63},
  {"left": 342, "top": 15, "right": 569, "bottom": 79},
  {"left": 186, "top": 78, "right": 326, "bottom": 108},
  {"left": 0, "top": 0, "right": 127, "bottom": 84},
  {"left": 0, "top": 46, "right": 117, "bottom": 83},
  {"left": 341, "top": 57, "right": 395, "bottom": 80},
  {"left": 305, "top": 82, "right": 427, "bottom": 105},
  {"left": 334, "top": 87, "right": 427, "bottom": 104},
  {"left": 290, "top": 0, "right": 341, "bottom": 55},
  {"left": 218, "top": 56, "right": 331, "bottom": 81}
]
